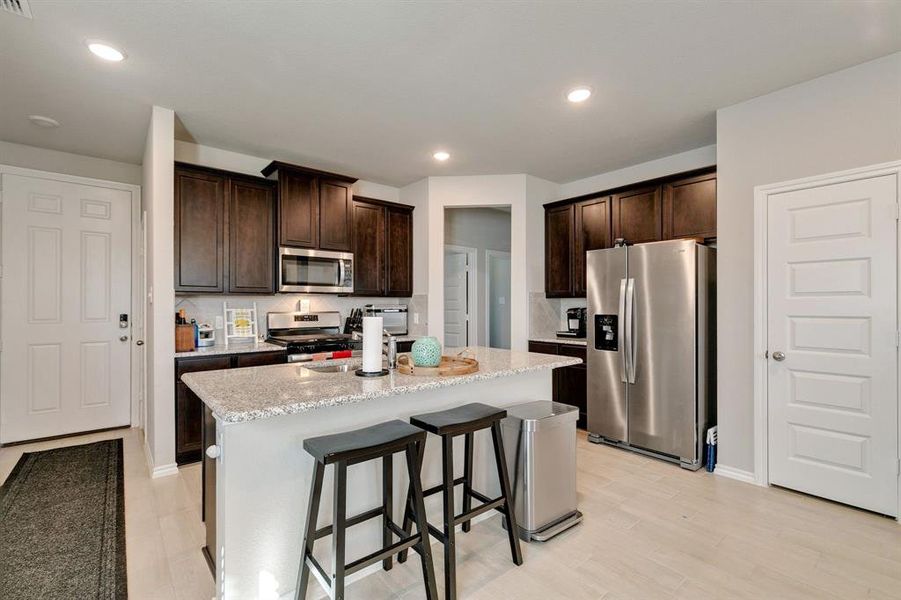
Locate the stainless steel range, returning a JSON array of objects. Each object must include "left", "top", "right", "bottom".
[{"left": 266, "top": 311, "right": 361, "bottom": 363}]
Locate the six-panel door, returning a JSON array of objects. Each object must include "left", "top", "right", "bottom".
[{"left": 767, "top": 174, "right": 898, "bottom": 516}]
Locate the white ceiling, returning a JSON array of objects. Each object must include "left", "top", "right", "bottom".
[{"left": 1, "top": 1, "right": 899, "bottom": 186}]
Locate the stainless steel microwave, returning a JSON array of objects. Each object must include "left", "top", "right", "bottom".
[{"left": 279, "top": 247, "right": 354, "bottom": 294}]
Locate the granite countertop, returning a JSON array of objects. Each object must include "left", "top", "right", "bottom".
[
  {"left": 181, "top": 346, "right": 581, "bottom": 424},
  {"left": 174, "top": 341, "right": 284, "bottom": 358},
  {"left": 529, "top": 337, "right": 588, "bottom": 347}
]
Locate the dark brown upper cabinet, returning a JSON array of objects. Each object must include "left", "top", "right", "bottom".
[
  {"left": 544, "top": 167, "right": 715, "bottom": 297},
  {"left": 227, "top": 177, "right": 276, "bottom": 294},
  {"left": 262, "top": 161, "right": 357, "bottom": 252},
  {"left": 573, "top": 196, "right": 612, "bottom": 296},
  {"left": 175, "top": 163, "right": 275, "bottom": 294},
  {"left": 385, "top": 206, "right": 414, "bottom": 297},
  {"left": 175, "top": 166, "right": 226, "bottom": 293},
  {"left": 545, "top": 204, "right": 575, "bottom": 297},
  {"left": 351, "top": 197, "right": 414, "bottom": 298},
  {"left": 351, "top": 200, "right": 386, "bottom": 296},
  {"left": 613, "top": 185, "right": 662, "bottom": 244},
  {"left": 663, "top": 171, "right": 717, "bottom": 241}
]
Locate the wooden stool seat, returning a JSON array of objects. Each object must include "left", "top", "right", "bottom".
[
  {"left": 303, "top": 420, "right": 424, "bottom": 465},
  {"left": 409, "top": 402, "right": 507, "bottom": 436}
]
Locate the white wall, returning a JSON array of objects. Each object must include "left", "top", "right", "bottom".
[
  {"left": 142, "top": 106, "right": 177, "bottom": 476},
  {"left": 174, "top": 140, "right": 400, "bottom": 202},
  {"left": 0, "top": 139, "right": 142, "bottom": 185},
  {"left": 400, "top": 178, "right": 430, "bottom": 295},
  {"left": 557, "top": 144, "right": 716, "bottom": 199},
  {"left": 445, "top": 208, "right": 512, "bottom": 346},
  {"left": 716, "top": 52, "right": 901, "bottom": 475}
]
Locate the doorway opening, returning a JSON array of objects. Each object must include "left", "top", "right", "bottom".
[{"left": 444, "top": 207, "right": 511, "bottom": 349}]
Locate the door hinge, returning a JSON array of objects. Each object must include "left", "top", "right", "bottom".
[
  {"left": 896, "top": 331, "right": 900, "bottom": 348},
  {"left": 895, "top": 203, "right": 900, "bottom": 220}
]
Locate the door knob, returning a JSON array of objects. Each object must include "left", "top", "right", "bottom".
[
  {"left": 206, "top": 445, "right": 221, "bottom": 459},
  {"left": 119, "top": 335, "right": 128, "bottom": 342},
  {"left": 772, "top": 351, "right": 785, "bottom": 361}
]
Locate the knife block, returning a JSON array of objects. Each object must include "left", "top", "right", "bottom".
[{"left": 175, "top": 324, "right": 196, "bottom": 353}]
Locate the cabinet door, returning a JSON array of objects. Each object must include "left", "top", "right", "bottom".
[
  {"left": 663, "top": 172, "right": 716, "bottom": 240},
  {"left": 545, "top": 205, "right": 574, "bottom": 297},
  {"left": 573, "top": 196, "right": 611, "bottom": 296},
  {"left": 318, "top": 179, "right": 353, "bottom": 251},
  {"left": 352, "top": 200, "right": 386, "bottom": 296},
  {"left": 202, "top": 405, "right": 216, "bottom": 575},
  {"left": 555, "top": 364, "right": 588, "bottom": 429},
  {"left": 175, "top": 168, "right": 225, "bottom": 292},
  {"left": 176, "top": 382, "right": 204, "bottom": 464},
  {"left": 279, "top": 170, "right": 318, "bottom": 248},
  {"left": 613, "top": 185, "right": 662, "bottom": 244},
  {"left": 386, "top": 207, "right": 414, "bottom": 297},
  {"left": 176, "top": 355, "right": 231, "bottom": 465},
  {"left": 228, "top": 178, "right": 275, "bottom": 293}
]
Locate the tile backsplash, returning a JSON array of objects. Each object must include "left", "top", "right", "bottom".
[
  {"left": 175, "top": 294, "right": 422, "bottom": 340},
  {"left": 529, "top": 292, "right": 586, "bottom": 340}
]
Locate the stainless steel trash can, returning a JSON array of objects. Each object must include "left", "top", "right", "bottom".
[{"left": 501, "top": 401, "right": 582, "bottom": 542}]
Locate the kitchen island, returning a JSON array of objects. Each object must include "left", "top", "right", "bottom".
[{"left": 181, "top": 346, "right": 580, "bottom": 599}]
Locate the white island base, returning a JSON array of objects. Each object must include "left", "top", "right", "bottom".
[{"left": 207, "top": 365, "right": 558, "bottom": 599}]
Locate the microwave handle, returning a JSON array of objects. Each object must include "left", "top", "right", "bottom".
[{"left": 339, "top": 259, "right": 347, "bottom": 287}]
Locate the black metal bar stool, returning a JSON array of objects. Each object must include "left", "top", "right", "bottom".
[
  {"left": 295, "top": 420, "right": 438, "bottom": 600},
  {"left": 398, "top": 403, "right": 523, "bottom": 599}
]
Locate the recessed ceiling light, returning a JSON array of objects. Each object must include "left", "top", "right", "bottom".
[
  {"left": 566, "top": 87, "right": 592, "bottom": 103},
  {"left": 433, "top": 151, "right": 450, "bottom": 162},
  {"left": 28, "top": 115, "right": 60, "bottom": 128},
  {"left": 87, "top": 41, "right": 126, "bottom": 62}
]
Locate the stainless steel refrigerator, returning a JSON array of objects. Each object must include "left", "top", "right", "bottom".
[{"left": 586, "top": 239, "right": 715, "bottom": 470}]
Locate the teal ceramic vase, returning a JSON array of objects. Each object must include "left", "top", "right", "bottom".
[{"left": 411, "top": 336, "right": 442, "bottom": 367}]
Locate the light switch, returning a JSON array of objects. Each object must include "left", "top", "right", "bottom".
[
  {"left": 413, "top": 313, "right": 420, "bottom": 325},
  {"left": 300, "top": 298, "right": 311, "bottom": 313},
  {"left": 214, "top": 316, "right": 224, "bottom": 329}
]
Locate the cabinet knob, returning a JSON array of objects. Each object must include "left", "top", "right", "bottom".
[{"left": 205, "top": 445, "right": 221, "bottom": 459}]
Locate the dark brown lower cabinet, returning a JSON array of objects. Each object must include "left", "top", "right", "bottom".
[
  {"left": 202, "top": 404, "right": 216, "bottom": 576},
  {"left": 528, "top": 341, "right": 588, "bottom": 429},
  {"left": 175, "top": 351, "right": 286, "bottom": 465}
]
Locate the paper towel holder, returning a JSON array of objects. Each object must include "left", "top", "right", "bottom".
[{"left": 355, "top": 368, "right": 389, "bottom": 377}]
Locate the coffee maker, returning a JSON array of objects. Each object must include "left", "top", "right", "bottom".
[{"left": 557, "top": 307, "right": 587, "bottom": 338}]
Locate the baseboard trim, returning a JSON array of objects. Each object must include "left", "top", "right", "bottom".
[
  {"left": 151, "top": 463, "right": 180, "bottom": 478},
  {"left": 714, "top": 464, "right": 759, "bottom": 485},
  {"left": 142, "top": 434, "right": 179, "bottom": 478}
]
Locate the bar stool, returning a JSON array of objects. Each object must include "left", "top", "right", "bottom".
[
  {"left": 399, "top": 403, "right": 523, "bottom": 599},
  {"left": 295, "top": 420, "right": 438, "bottom": 600}
]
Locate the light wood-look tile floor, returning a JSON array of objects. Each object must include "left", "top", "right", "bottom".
[{"left": 1, "top": 428, "right": 899, "bottom": 599}]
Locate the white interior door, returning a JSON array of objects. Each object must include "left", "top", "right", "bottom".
[
  {"left": 1, "top": 173, "right": 132, "bottom": 443},
  {"left": 767, "top": 174, "right": 898, "bottom": 516},
  {"left": 444, "top": 250, "right": 469, "bottom": 347}
]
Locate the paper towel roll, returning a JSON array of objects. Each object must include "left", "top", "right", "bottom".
[{"left": 362, "top": 316, "right": 383, "bottom": 373}]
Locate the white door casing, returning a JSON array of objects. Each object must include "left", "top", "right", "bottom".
[
  {"left": 444, "top": 249, "right": 469, "bottom": 347},
  {"left": 763, "top": 170, "right": 898, "bottom": 516},
  {"left": 1, "top": 173, "right": 133, "bottom": 443}
]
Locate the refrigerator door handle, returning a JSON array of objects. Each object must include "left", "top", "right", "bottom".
[
  {"left": 618, "top": 278, "right": 628, "bottom": 383},
  {"left": 625, "top": 278, "right": 636, "bottom": 384}
]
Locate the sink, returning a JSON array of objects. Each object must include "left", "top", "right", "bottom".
[{"left": 304, "top": 363, "right": 356, "bottom": 374}]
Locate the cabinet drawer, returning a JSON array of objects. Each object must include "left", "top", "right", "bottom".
[
  {"left": 234, "top": 351, "right": 287, "bottom": 368},
  {"left": 528, "top": 341, "right": 559, "bottom": 355},
  {"left": 176, "top": 356, "right": 232, "bottom": 379},
  {"left": 557, "top": 344, "right": 586, "bottom": 362}
]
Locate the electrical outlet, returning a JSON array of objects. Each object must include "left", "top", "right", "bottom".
[
  {"left": 300, "top": 298, "right": 311, "bottom": 313},
  {"left": 214, "top": 316, "right": 224, "bottom": 329},
  {"left": 413, "top": 313, "right": 420, "bottom": 325}
]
